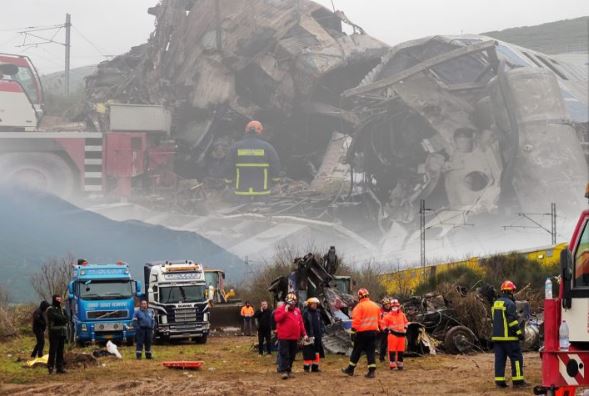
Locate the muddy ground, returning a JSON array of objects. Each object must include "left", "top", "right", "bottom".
[{"left": 0, "top": 336, "right": 541, "bottom": 395}]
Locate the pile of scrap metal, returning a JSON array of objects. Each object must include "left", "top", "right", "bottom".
[
  {"left": 342, "top": 35, "right": 588, "bottom": 257},
  {"left": 402, "top": 284, "right": 542, "bottom": 354},
  {"left": 268, "top": 247, "right": 355, "bottom": 354},
  {"left": 267, "top": 247, "right": 435, "bottom": 355}
]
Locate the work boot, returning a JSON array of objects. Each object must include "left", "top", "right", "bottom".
[
  {"left": 495, "top": 381, "right": 508, "bottom": 388},
  {"left": 512, "top": 381, "right": 530, "bottom": 388},
  {"left": 56, "top": 368, "right": 67, "bottom": 374},
  {"left": 341, "top": 366, "right": 354, "bottom": 376},
  {"left": 136, "top": 353, "right": 142, "bottom": 360},
  {"left": 146, "top": 353, "right": 153, "bottom": 360},
  {"left": 365, "top": 369, "right": 376, "bottom": 379},
  {"left": 311, "top": 364, "right": 320, "bottom": 373},
  {"left": 48, "top": 367, "right": 54, "bottom": 375},
  {"left": 281, "top": 372, "right": 289, "bottom": 380},
  {"left": 397, "top": 362, "right": 404, "bottom": 371},
  {"left": 304, "top": 365, "right": 310, "bottom": 373}
]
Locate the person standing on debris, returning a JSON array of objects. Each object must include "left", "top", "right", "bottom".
[
  {"left": 254, "top": 301, "right": 273, "bottom": 356},
  {"left": 223, "top": 120, "right": 281, "bottom": 199},
  {"left": 47, "top": 295, "right": 68, "bottom": 374},
  {"left": 382, "top": 299, "right": 408, "bottom": 370},
  {"left": 133, "top": 300, "right": 155, "bottom": 360},
  {"left": 342, "top": 288, "right": 381, "bottom": 378},
  {"left": 378, "top": 297, "right": 392, "bottom": 362},
  {"left": 492, "top": 280, "right": 527, "bottom": 388},
  {"left": 274, "top": 293, "right": 307, "bottom": 379},
  {"left": 241, "top": 301, "right": 255, "bottom": 336},
  {"left": 31, "top": 300, "right": 50, "bottom": 358},
  {"left": 302, "top": 297, "right": 325, "bottom": 373}
]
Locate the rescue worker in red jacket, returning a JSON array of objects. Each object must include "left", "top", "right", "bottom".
[
  {"left": 382, "top": 298, "right": 409, "bottom": 370},
  {"left": 224, "top": 120, "right": 281, "bottom": 199},
  {"left": 341, "top": 288, "right": 381, "bottom": 378},
  {"left": 378, "top": 297, "right": 392, "bottom": 362},
  {"left": 274, "top": 292, "right": 307, "bottom": 379}
]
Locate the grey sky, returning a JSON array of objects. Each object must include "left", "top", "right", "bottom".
[{"left": 1, "top": 0, "right": 588, "bottom": 75}]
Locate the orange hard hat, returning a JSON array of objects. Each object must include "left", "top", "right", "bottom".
[
  {"left": 245, "top": 120, "right": 264, "bottom": 135},
  {"left": 357, "top": 288, "right": 369, "bottom": 299},
  {"left": 500, "top": 280, "right": 516, "bottom": 292}
]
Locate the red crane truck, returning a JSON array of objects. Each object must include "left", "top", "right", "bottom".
[
  {"left": 0, "top": 53, "right": 175, "bottom": 199},
  {"left": 536, "top": 186, "right": 589, "bottom": 396}
]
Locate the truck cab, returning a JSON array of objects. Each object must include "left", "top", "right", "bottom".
[
  {"left": 538, "top": 193, "right": 589, "bottom": 394},
  {"left": 144, "top": 260, "right": 210, "bottom": 343},
  {"left": 67, "top": 261, "right": 142, "bottom": 345}
]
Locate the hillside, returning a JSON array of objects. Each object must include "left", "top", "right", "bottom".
[
  {"left": 0, "top": 185, "right": 245, "bottom": 303},
  {"left": 483, "top": 16, "right": 589, "bottom": 54},
  {"left": 41, "top": 65, "right": 96, "bottom": 96}
]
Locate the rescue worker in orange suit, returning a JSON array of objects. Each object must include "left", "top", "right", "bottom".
[
  {"left": 341, "top": 288, "right": 381, "bottom": 378},
  {"left": 274, "top": 293, "right": 307, "bottom": 379},
  {"left": 240, "top": 301, "right": 255, "bottom": 336},
  {"left": 492, "top": 280, "right": 527, "bottom": 388},
  {"left": 224, "top": 120, "right": 281, "bottom": 199},
  {"left": 302, "top": 297, "right": 325, "bottom": 373},
  {"left": 378, "top": 297, "right": 392, "bottom": 362},
  {"left": 382, "top": 299, "right": 408, "bottom": 370}
]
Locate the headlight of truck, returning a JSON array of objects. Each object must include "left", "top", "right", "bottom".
[
  {"left": 161, "top": 315, "right": 168, "bottom": 325},
  {"left": 81, "top": 324, "right": 87, "bottom": 332}
]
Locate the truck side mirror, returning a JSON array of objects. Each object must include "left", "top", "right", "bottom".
[
  {"left": 67, "top": 281, "right": 74, "bottom": 299},
  {"left": 135, "top": 280, "right": 144, "bottom": 298},
  {"left": 561, "top": 248, "right": 573, "bottom": 309}
]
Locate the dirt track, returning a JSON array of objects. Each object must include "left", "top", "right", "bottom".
[{"left": 0, "top": 336, "right": 541, "bottom": 395}]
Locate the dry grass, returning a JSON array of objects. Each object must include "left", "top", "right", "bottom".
[{"left": 0, "top": 335, "right": 541, "bottom": 395}]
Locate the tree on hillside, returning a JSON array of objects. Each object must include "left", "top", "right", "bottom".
[{"left": 30, "top": 255, "right": 76, "bottom": 301}]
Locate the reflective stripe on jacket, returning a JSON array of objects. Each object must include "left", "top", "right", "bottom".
[
  {"left": 491, "top": 296, "right": 522, "bottom": 342},
  {"left": 224, "top": 135, "right": 281, "bottom": 196},
  {"left": 351, "top": 299, "right": 381, "bottom": 332},
  {"left": 382, "top": 310, "right": 408, "bottom": 333}
]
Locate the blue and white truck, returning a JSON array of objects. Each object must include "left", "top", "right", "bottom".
[{"left": 67, "top": 261, "right": 143, "bottom": 345}]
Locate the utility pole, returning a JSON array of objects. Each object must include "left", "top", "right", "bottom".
[
  {"left": 64, "top": 13, "right": 71, "bottom": 96},
  {"left": 419, "top": 199, "right": 433, "bottom": 274},
  {"left": 502, "top": 202, "right": 557, "bottom": 245}
]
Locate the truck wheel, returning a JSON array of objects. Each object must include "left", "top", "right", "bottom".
[
  {"left": 0, "top": 152, "right": 77, "bottom": 198},
  {"left": 444, "top": 325, "right": 477, "bottom": 354},
  {"left": 195, "top": 335, "right": 208, "bottom": 344}
]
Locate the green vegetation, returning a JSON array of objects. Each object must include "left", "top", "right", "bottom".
[
  {"left": 483, "top": 16, "right": 589, "bottom": 54},
  {"left": 415, "top": 253, "right": 558, "bottom": 296}
]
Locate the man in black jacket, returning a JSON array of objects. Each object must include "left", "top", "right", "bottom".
[
  {"left": 31, "top": 300, "right": 50, "bottom": 358},
  {"left": 302, "top": 297, "right": 325, "bottom": 372},
  {"left": 47, "top": 295, "right": 68, "bottom": 374},
  {"left": 254, "top": 300, "right": 273, "bottom": 356}
]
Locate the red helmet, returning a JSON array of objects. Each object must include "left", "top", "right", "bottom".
[
  {"left": 500, "top": 280, "right": 516, "bottom": 292},
  {"left": 390, "top": 298, "right": 401, "bottom": 307},
  {"left": 357, "top": 288, "right": 369, "bottom": 299},
  {"left": 245, "top": 120, "right": 264, "bottom": 135}
]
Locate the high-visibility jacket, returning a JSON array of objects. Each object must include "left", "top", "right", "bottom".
[
  {"left": 378, "top": 306, "right": 391, "bottom": 329},
  {"left": 382, "top": 310, "right": 408, "bottom": 352},
  {"left": 224, "top": 135, "right": 281, "bottom": 196},
  {"left": 241, "top": 305, "right": 254, "bottom": 317},
  {"left": 491, "top": 296, "right": 522, "bottom": 342},
  {"left": 351, "top": 298, "right": 381, "bottom": 332}
]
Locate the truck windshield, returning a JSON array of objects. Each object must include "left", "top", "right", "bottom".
[
  {"left": 574, "top": 220, "right": 589, "bottom": 288},
  {"left": 79, "top": 280, "right": 133, "bottom": 300},
  {"left": 159, "top": 285, "right": 207, "bottom": 304}
]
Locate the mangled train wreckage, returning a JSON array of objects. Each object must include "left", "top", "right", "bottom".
[{"left": 83, "top": 0, "right": 587, "bottom": 262}]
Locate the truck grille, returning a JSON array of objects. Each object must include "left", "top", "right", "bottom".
[
  {"left": 171, "top": 308, "right": 197, "bottom": 323},
  {"left": 87, "top": 310, "right": 128, "bottom": 320}
]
